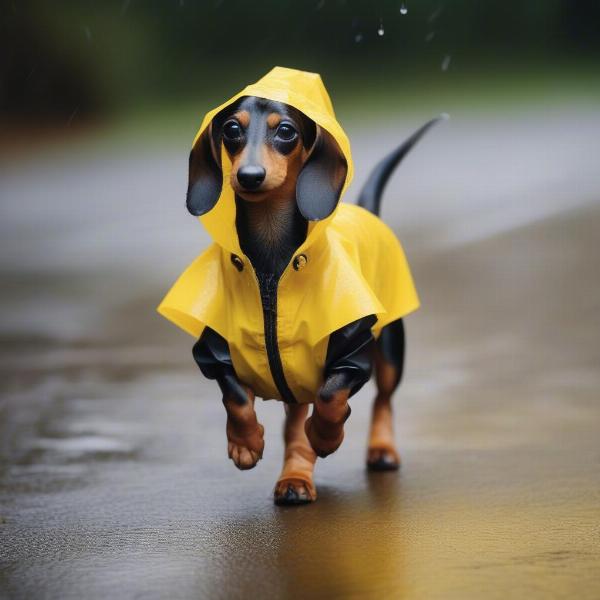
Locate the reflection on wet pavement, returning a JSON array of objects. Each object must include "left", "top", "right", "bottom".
[{"left": 1, "top": 116, "right": 600, "bottom": 598}]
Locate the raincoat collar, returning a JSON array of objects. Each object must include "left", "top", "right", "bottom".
[{"left": 194, "top": 66, "right": 354, "bottom": 258}]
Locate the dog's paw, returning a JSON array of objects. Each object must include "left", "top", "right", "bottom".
[
  {"left": 304, "top": 415, "right": 345, "bottom": 458},
  {"left": 226, "top": 422, "right": 264, "bottom": 470},
  {"left": 274, "top": 477, "right": 316, "bottom": 506},
  {"left": 366, "top": 445, "right": 401, "bottom": 471}
]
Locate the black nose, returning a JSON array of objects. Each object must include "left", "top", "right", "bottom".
[{"left": 237, "top": 165, "right": 266, "bottom": 190}]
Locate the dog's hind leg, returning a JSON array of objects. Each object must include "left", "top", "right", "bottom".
[
  {"left": 274, "top": 403, "right": 317, "bottom": 505},
  {"left": 367, "top": 318, "right": 405, "bottom": 471}
]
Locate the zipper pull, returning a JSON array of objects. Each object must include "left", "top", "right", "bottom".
[{"left": 259, "top": 274, "right": 276, "bottom": 313}]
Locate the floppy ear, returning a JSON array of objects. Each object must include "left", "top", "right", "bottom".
[
  {"left": 186, "top": 123, "right": 222, "bottom": 216},
  {"left": 296, "top": 126, "right": 348, "bottom": 221}
]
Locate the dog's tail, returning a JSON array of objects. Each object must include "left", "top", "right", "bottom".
[{"left": 356, "top": 114, "right": 448, "bottom": 217}]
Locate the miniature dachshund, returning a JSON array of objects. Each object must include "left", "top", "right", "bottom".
[{"left": 189, "top": 96, "right": 440, "bottom": 505}]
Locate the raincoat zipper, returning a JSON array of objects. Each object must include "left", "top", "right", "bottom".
[{"left": 257, "top": 272, "right": 297, "bottom": 403}]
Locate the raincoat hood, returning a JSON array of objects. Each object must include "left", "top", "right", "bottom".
[{"left": 194, "top": 66, "right": 354, "bottom": 255}]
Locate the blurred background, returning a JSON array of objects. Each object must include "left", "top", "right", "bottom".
[
  {"left": 1, "top": 2, "right": 599, "bottom": 599},
  {"left": 3, "top": 0, "right": 600, "bottom": 125}
]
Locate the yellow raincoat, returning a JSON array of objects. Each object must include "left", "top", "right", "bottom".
[{"left": 157, "top": 67, "right": 419, "bottom": 404}]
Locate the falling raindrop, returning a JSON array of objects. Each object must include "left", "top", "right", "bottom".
[
  {"left": 425, "top": 31, "right": 435, "bottom": 42},
  {"left": 428, "top": 6, "right": 443, "bottom": 23},
  {"left": 441, "top": 54, "right": 451, "bottom": 71},
  {"left": 354, "top": 33, "right": 363, "bottom": 43},
  {"left": 83, "top": 26, "right": 92, "bottom": 43},
  {"left": 399, "top": 4, "right": 407, "bottom": 15},
  {"left": 67, "top": 106, "right": 79, "bottom": 127},
  {"left": 316, "top": 0, "right": 325, "bottom": 9},
  {"left": 377, "top": 18, "right": 384, "bottom": 36}
]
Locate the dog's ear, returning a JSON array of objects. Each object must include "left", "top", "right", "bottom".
[
  {"left": 186, "top": 122, "right": 222, "bottom": 216},
  {"left": 296, "top": 126, "right": 348, "bottom": 221}
]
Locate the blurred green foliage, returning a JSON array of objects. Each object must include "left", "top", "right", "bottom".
[{"left": 2, "top": 0, "right": 599, "bottom": 123}]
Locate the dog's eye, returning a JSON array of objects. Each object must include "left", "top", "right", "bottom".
[
  {"left": 223, "top": 120, "right": 242, "bottom": 140},
  {"left": 275, "top": 124, "right": 297, "bottom": 141}
]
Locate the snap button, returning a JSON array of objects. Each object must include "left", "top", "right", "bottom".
[
  {"left": 230, "top": 254, "right": 244, "bottom": 272},
  {"left": 293, "top": 254, "right": 307, "bottom": 271}
]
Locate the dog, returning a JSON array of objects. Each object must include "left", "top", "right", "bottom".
[{"left": 158, "top": 67, "right": 443, "bottom": 505}]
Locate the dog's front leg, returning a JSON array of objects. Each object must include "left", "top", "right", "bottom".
[
  {"left": 305, "top": 372, "right": 353, "bottom": 458},
  {"left": 305, "top": 316, "right": 376, "bottom": 458},
  {"left": 219, "top": 376, "right": 264, "bottom": 470},
  {"left": 193, "top": 328, "right": 264, "bottom": 470}
]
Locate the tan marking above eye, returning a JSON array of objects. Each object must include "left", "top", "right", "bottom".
[
  {"left": 234, "top": 110, "right": 250, "bottom": 128},
  {"left": 267, "top": 113, "right": 282, "bottom": 128}
]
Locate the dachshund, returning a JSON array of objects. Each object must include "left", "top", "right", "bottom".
[{"left": 188, "top": 95, "right": 442, "bottom": 505}]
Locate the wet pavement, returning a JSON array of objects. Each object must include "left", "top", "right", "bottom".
[{"left": 1, "top": 107, "right": 600, "bottom": 598}]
